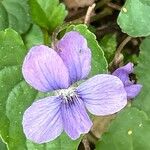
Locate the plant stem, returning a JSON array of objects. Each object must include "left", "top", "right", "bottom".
[
  {"left": 109, "top": 36, "right": 132, "bottom": 71},
  {"left": 116, "top": 36, "right": 132, "bottom": 55}
]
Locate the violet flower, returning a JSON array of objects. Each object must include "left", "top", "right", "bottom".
[
  {"left": 112, "top": 63, "right": 142, "bottom": 99},
  {"left": 22, "top": 31, "right": 127, "bottom": 144}
]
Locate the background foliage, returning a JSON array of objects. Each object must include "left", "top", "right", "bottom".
[{"left": 0, "top": 0, "right": 150, "bottom": 149}]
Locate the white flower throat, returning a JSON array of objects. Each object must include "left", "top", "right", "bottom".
[{"left": 57, "top": 87, "right": 77, "bottom": 102}]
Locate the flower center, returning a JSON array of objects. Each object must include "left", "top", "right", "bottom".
[{"left": 57, "top": 87, "right": 77, "bottom": 102}]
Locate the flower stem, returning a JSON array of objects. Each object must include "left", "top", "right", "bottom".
[{"left": 109, "top": 36, "right": 132, "bottom": 71}]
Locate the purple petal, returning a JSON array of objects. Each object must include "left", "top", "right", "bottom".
[
  {"left": 125, "top": 84, "right": 142, "bottom": 99},
  {"left": 22, "top": 96, "right": 63, "bottom": 143},
  {"left": 76, "top": 74, "right": 127, "bottom": 116},
  {"left": 112, "top": 63, "right": 134, "bottom": 86},
  {"left": 56, "top": 31, "right": 91, "bottom": 84},
  {"left": 61, "top": 97, "right": 92, "bottom": 140},
  {"left": 22, "top": 45, "right": 70, "bottom": 92}
]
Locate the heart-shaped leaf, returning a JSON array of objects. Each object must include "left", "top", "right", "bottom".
[
  {"left": 133, "top": 36, "right": 150, "bottom": 117},
  {"left": 96, "top": 107, "right": 150, "bottom": 150},
  {"left": 117, "top": 0, "right": 150, "bottom": 37}
]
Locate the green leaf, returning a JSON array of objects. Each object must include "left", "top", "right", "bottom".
[
  {"left": 0, "top": 28, "right": 30, "bottom": 149},
  {"left": 0, "top": 28, "right": 38, "bottom": 149},
  {"left": 99, "top": 34, "right": 117, "bottom": 63},
  {"left": 66, "top": 24, "right": 108, "bottom": 75},
  {"left": 117, "top": 0, "right": 150, "bottom": 37},
  {"left": 0, "top": 0, "right": 31, "bottom": 34},
  {"left": 0, "top": 29, "right": 27, "bottom": 147},
  {"left": 0, "top": 3, "right": 8, "bottom": 30},
  {"left": 96, "top": 107, "right": 150, "bottom": 150},
  {"left": 6, "top": 81, "right": 37, "bottom": 149},
  {"left": 23, "top": 24, "right": 44, "bottom": 49},
  {"left": 0, "top": 29, "right": 81, "bottom": 149},
  {"left": 28, "top": 0, "right": 67, "bottom": 33},
  {"left": 132, "top": 36, "right": 150, "bottom": 117},
  {"left": 0, "top": 29, "right": 27, "bottom": 70},
  {"left": 0, "top": 66, "right": 23, "bottom": 144}
]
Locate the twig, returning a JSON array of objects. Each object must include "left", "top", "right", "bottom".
[
  {"left": 116, "top": 36, "right": 132, "bottom": 56},
  {"left": 110, "top": 36, "right": 132, "bottom": 69},
  {"left": 82, "top": 136, "right": 91, "bottom": 150},
  {"left": 84, "top": 3, "right": 96, "bottom": 25},
  {"left": 107, "top": 2, "right": 121, "bottom": 11}
]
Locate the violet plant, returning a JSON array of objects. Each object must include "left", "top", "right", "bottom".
[{"left": 0, "top": 0, "right": 149, "bottom": 149}]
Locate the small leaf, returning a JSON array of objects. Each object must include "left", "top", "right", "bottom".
[
  {"left": 0, "top": 0, "right": 31, "bottom": 34},
  {"left": 66, "top": 24, "right": 108, "bottom": 75},
  {"left": 96, "top": 107, "right": 150, "bottom": 150},
  {"left": 133, "top": 36, "right": 150, "bottom": 117},
  {"left": 99, "top": 34, "right": 117, "bottom": 63},
  {"left": 117, "top": 0, "right": 150, "bottom": 37},
  {"left": 28, "top": 0, "right": 68, "bottom": 33}
]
